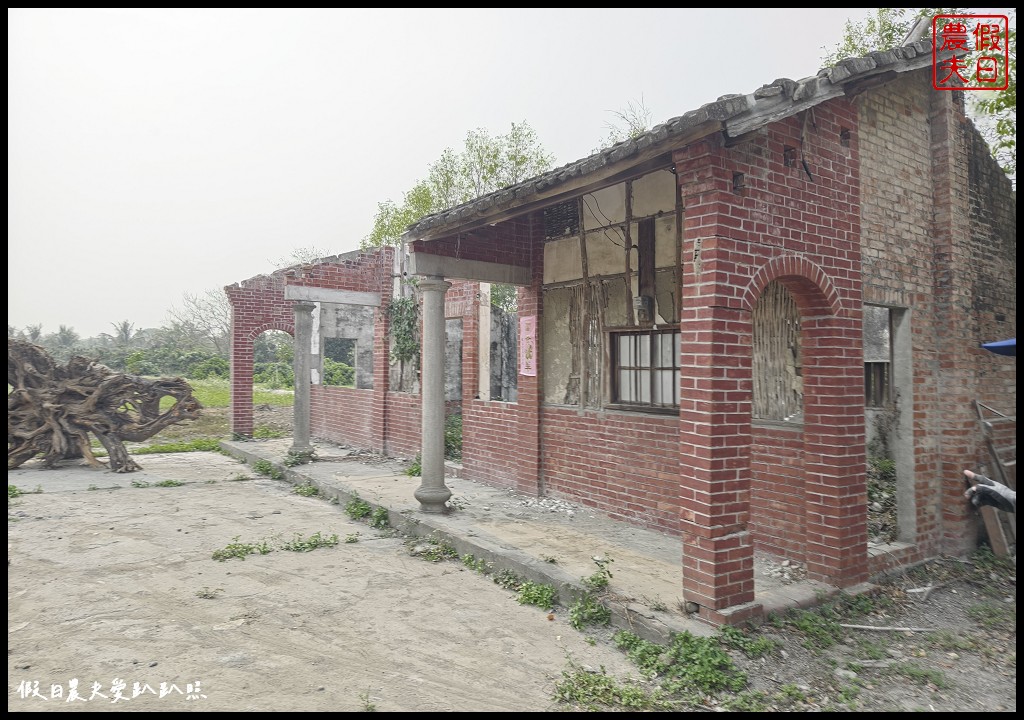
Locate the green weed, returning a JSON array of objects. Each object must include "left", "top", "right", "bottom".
[
  {"left": 718, "top": 625, "right": 778, "bottom": 658},
  {"left": 553, "top": 661, "right": 671, "bottom": 711},
  {"left": 517, "top": 581, "right": 558, "bottom": 610},
  {"left": 404, "top": 454, "right": 422, "bottom": 477},
  {"left": 410, "top": 536, "right": 458, "bottom": 562},
  {"left": 253, "top": 425, "right": 286, "bottom": 439},
  {"left": 154, "top": 479, "right": 185, "bottom": 487},
  {"left": 369, "top": 506, "right": 390, "bottom": 529},
  {"left": 721, "top": 691, "right": 771, "bottom": 711},
  {"left": 293, "top": 482, "right": 320, "bottom": 497},
  {"left": 252, "top": 459, "right": 284, "bottom": 480},
  {"left": 582, "top": 555, "right": 614, "bottom": 592},
  {"left": 492, "top": 569, "right": 524, "bottom": 590},
  {"left": 212, "top": 536, "right": 273, "bottom": 561},
  {"left": 280, "top": 531, "right": 339, "bottom": 552},
  {"left": 569, "top": 592, "right": 611, "bottom": 630},
  {"left": 461, "top": 554, "right": 490, "bottom": 573},
  {"left": 345, "top": 494, "right": 372, "bottom": 520},
  {"left": 614, "top": 629, "right": 748, "bottom": 695}
]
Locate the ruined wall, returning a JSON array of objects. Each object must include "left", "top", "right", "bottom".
[
  {"left": 311, "top": 386, "right": 375, "bottom": 448},
  {"left": 675, "top": 90, "right": 867, "bottom": 615},
  {"left": 857, "top": 70, "right": 1017, "bottom": 567},
  {"left": 225, "top": 272, "right": 295, "bottom": 437},
  {"left": 460, "top": 214, "right": 545, "bottom": 496}
]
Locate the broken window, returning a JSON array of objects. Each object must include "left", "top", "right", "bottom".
[
  {"left": 322, "top": 337, "right": 355, "bottom": 387},
  {"left": 610, "top": 329, "right": 680, "bottom": 410},
  {"left": 752, "top": 281, "right": 803, "bottom": 421},
  {"left": 863, "top": 305, "right": 892, "bottom": 407}
]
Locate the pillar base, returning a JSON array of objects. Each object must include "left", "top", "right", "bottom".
[
  {"left": 287, "top": 445, "right": 315, "bottom": 464},
  {"left": 414, "top": 483, "right": 452, "bottom": 513}
]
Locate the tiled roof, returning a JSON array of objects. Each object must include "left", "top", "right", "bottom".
[{"left": 405, "top": 39, "right": 944, "bottom": 239}]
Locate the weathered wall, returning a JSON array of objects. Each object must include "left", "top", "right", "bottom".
[
  {"left": 857, "top": 71, "right": 1017, "bottom": 569},
  {"left": 675, "top": 92, "right": 866, "bottom": 621},
  {"left": 311, "top": 386, "right": 374, "bottom": 448},
  {"left": 320, "top": 304, "right": 375, "bottom": 389}
]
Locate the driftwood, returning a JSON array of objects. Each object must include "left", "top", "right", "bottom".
[{"left": 8, "top": 339, "right": 202, "bottom": 473}]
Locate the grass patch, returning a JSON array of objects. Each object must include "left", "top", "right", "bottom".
[
  {"left": 569, "top": 592, "right": 611, "bottom": 630},
  {"left": 517, "top": 581, "right": 558, "bottom": 610},
  {"left": 345, "top": 494, "right": 372, "bottom": 520},
  {"left": 889, "top": 662, "right": 949, "bottom": 688},
  {"left": 211, "top": 536, "right": 273, "bottom": 561},
  {"left": 154, "top": 479, "right": 185, "bottom": 488},
  {"left": 369, "top": 506, "right": 390, "bottom": 529},
  {"left": 161, "top": 378, "right": 294, "bottom": 410},
  {"left": 279, "top": 531, "right": 340, "bottom": 552},
  {"left": 133, "top": 438, "right": 222, "bottom": 455},
  {"left": 293, "top": 482, "right": 320, "bottom": 497},
  {"left": 253, "top": 425, "right": 287, "bottom": 439},
  {"left": 553, "top": 661, "right": 671, "bottom": 711},
  {"left": 967, "top": 600, "right": 1016, "bottom": 631},
  {"left": 614, "top": 629, "right": 748, "bottom": 695}
]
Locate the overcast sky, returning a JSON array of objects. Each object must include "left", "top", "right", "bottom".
[{"left": 6, "top": 8, "right": 1003, "bottom": 338}]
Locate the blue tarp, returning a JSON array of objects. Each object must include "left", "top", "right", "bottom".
[{"left": 981, "top": 338, "right": 1016, "bottom": 356}]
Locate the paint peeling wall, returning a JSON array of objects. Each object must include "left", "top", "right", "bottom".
[
  {"left": 320, "top": 303, "right": 375, "bottom": 389},
  {"left": 541, "top": 168, "right": 681, "bottom": 409}
]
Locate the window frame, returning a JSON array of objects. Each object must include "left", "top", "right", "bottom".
[{"left": 607, "top": 328, "right": 680, "bottom": 414}]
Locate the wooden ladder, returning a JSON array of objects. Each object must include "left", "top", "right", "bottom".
[{"left": 973, "top": 401, "right": 1016, "bottom": 558}]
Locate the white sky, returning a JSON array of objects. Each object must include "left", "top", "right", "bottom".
[{"left": 7, "top": 8, "right": 1008, "bottom": 338}]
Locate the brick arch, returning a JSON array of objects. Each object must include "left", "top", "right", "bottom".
[
  {"left": 743, "top": 255, "right": 867, "bottom": 589},
  {"left": 248, "top": 322, "right": 295, "bottom": 341},
  {"left": 225, "top": 274, "right": 294, "bottom": 438},
  {"left": 742, "top": 254, "right": 846, "bottom": 317}
]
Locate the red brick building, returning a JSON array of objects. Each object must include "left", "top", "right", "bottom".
[{"left": 227, "top": 40, "right": 1016, "bottom": 625}]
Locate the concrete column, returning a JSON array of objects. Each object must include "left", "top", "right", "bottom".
[
  {"left": 414, "top": 276, "right": 452, "bottom": 513},
  {"left": 290, "top": 301, "right": 316, "bottom": 458}
]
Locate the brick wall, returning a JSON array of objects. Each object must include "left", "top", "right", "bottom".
[
  {"left": 541, "top": 408, "right": 681, "bottom": 533},
  {"left": 750, "top": 423, "right": 805, "bottom": 559},
  {"left": 311, "top": 386, "right": 374, "bottom": 448},
  {"left": 674, "top": 94, "right": 867, "bottom": 620},
  {"left": 226, "top": 248, "right": 393, "bottom": 438},
  {"left": 858, "top": 72, "right": 1016, "bottom": 566}
]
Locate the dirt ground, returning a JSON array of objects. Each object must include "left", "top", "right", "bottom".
[
  {"left": 7, "top": 409, "right": 1017, "bottom": 712},
  {"left": 8, "top": 453, "right": 639, "bottom": 712}
]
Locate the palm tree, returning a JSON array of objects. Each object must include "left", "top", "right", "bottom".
[{"left": 102, "top": 320, "right": 138, "bottom": 348}]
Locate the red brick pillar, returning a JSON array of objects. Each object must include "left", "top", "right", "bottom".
[
  {"left": 801, "top": 311, "right": 869, "bottom": 586},
  {"left": 513, "top": 213, "right": 544, "bottom": 495},
  {"left": 229, "top": 329, "right": 254, "bottom": 438},
  {"left": 678, "top": 301, "right": 758, "bottom": 625}
]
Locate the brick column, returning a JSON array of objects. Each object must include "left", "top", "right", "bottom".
[{"left": 229, "top": 316, "right": 254, "bottom": 438}]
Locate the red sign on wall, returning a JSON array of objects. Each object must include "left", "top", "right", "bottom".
[{"left": 519, "top": 316, "right": 536, "bottom": 377}]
